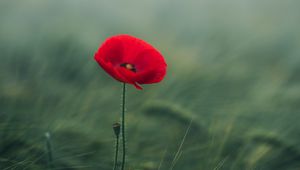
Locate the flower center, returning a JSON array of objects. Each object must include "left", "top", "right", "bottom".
[{"left": 120, "top": 63, "right": 136, "bottom": 72}]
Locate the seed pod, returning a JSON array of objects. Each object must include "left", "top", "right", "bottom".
[{"left": 113, "top": 123, "right": 121, "bottom": 137}]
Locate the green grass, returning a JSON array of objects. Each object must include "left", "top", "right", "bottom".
[{"left": 1, "top": 0, "right": 300, "bottom": 169}]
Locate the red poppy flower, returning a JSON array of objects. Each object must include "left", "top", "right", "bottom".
[{"left": 94, "top": 34, "right": 167, "bottom": 90}]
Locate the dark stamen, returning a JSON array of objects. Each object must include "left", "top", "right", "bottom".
[{"left": 120, "top": 63, "right": 136, "bottom": 72}]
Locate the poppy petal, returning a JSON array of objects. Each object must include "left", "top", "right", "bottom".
[
  {"left": 95, "top": 57, "right": 127, "bottom": 82},
  {"left": 115, "top": 67, "right": 143, "bottom": 89},
  {"left": 135, "top": 68, "right": 166, "bottom": 84},
  {"left": 133, "top": 82, "right": 143, "bottom": 90},
  {"left": 94, "top": 34, "right": 167, "bottom": 89},
  {"left": 95, "top": 37, "right": 124, "bottom": 66}
]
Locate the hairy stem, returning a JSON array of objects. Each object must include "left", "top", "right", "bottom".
[
  {"left": 113, "top": 135, "right": 119, "bottom": 170},
  {"left": 121, "top": 83, "right": 126, "bottom": 170}
]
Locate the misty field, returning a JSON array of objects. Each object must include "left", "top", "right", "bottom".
[{"left": 1, "top": 0, "right": 300, "bottom": 169}]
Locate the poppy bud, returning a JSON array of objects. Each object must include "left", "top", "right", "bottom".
[{"left": 113, "top": 123, "right": 121, "bottom": 137}]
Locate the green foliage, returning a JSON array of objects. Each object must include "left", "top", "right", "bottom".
[{"left": 1, "top": 0, "right": 300, "bottom": 169}]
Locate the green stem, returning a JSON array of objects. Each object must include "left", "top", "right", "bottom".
[
  {"left": 121, "top": 83, "right": 126, "bottom": 170},
  {"left": 113, "top": 136, "right": 119, "bottom": 170}
]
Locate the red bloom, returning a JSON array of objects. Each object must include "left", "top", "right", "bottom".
[{"left": 94, "top": 34, "right": 167, "bottom": 90}]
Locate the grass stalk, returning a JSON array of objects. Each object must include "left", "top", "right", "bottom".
[{"left": 45, "top": 132, "right": 54, "bottom": 170}]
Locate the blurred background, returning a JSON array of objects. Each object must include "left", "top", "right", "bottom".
[{"left": 1, "top": 0, "right": 300, "bottom": 169}]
